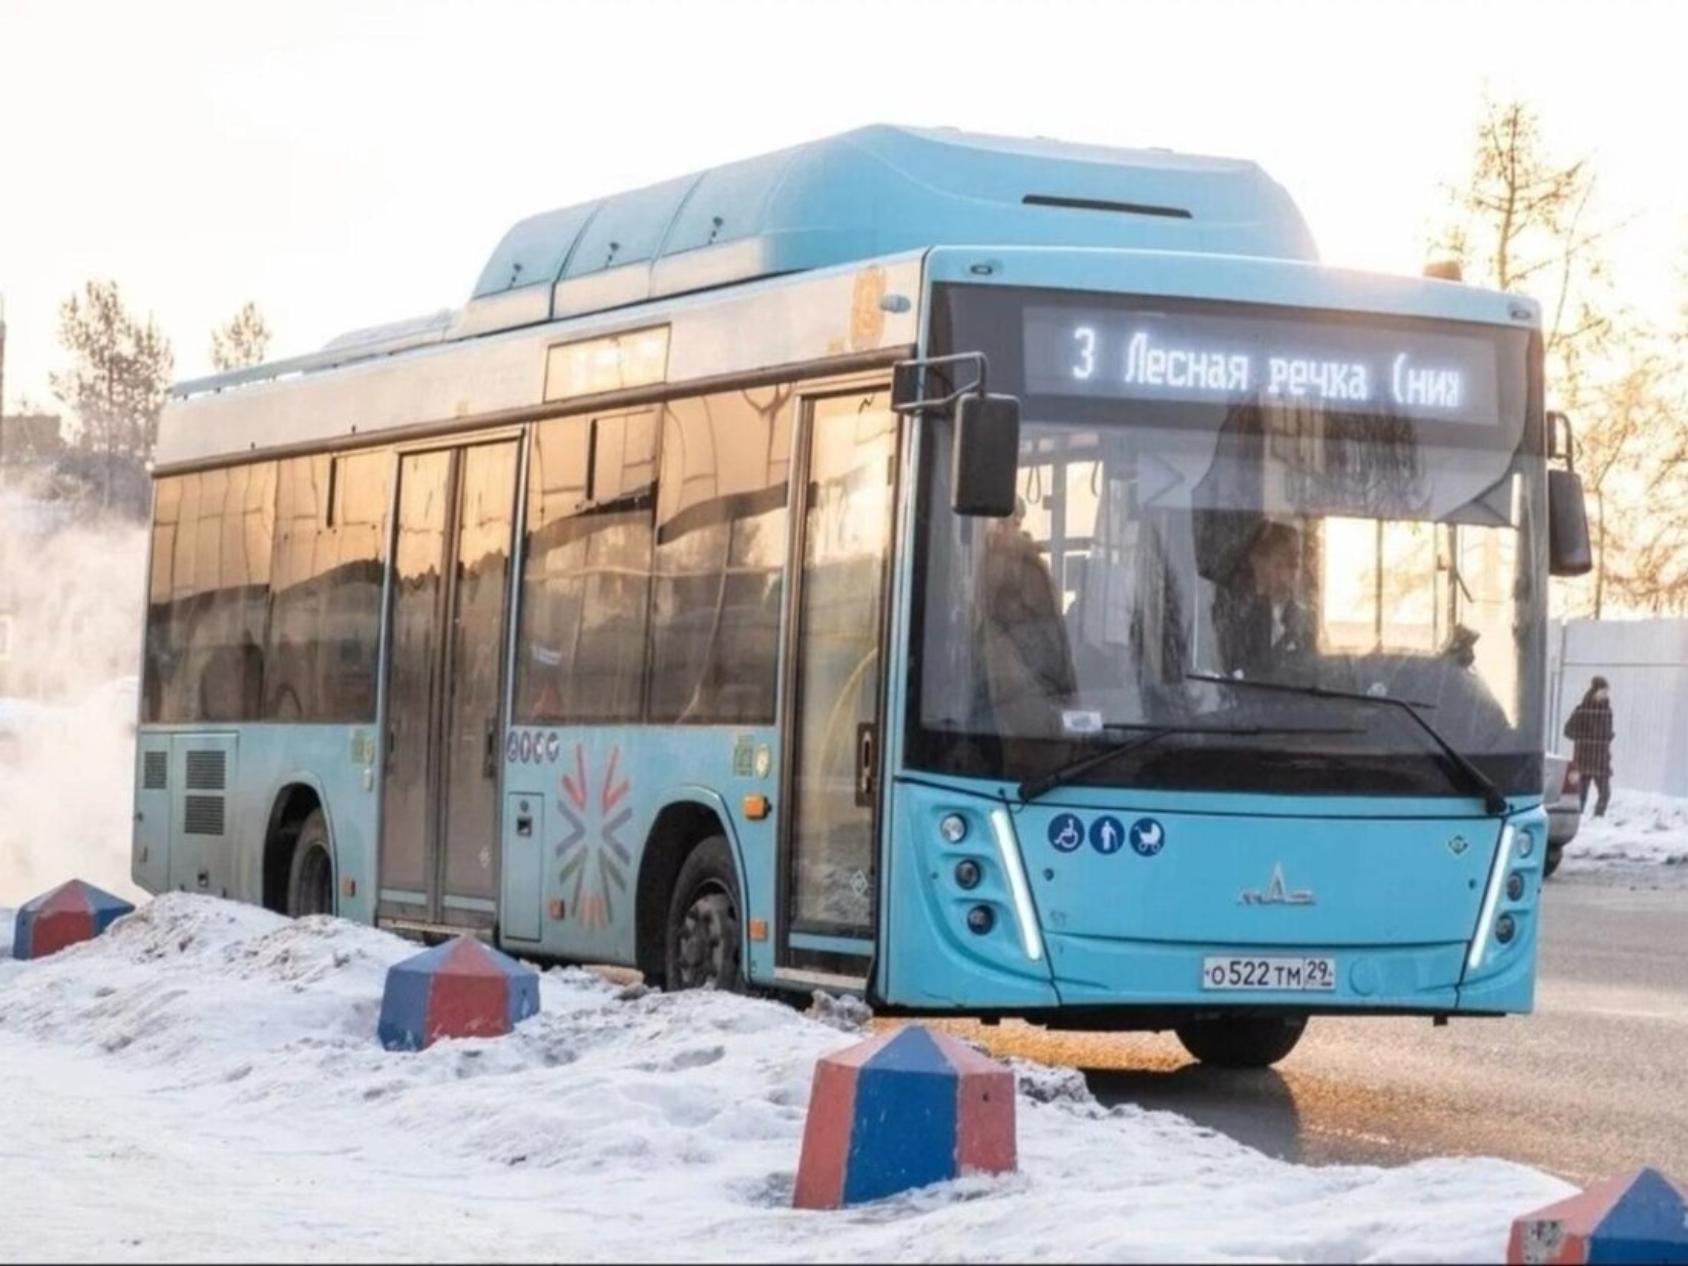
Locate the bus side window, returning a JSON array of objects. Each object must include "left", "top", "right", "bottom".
[
  {"left": 649, "top": 387, "right": 793, "bottom": 725},
  {"left": 515, "top": 412, "right": 654, "bottom": 724},
  {"left": 141, "top": 464, "right": 276, "bottom": 725},
  {"left": 263, "top": 451, "right": 387, "bottom": 722}
]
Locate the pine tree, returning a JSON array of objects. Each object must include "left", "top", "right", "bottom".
[
  {"left": 210, "top": 301, "right": 271, "bottom": 372},
  {"left": 49, "top": 279, "right": 174, "bottom": 517}
]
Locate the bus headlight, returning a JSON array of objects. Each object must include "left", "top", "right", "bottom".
[
  {"left": 987, "top": 807, "right": 1045, "bottom": 963},
  {"left": 966, "top": 904, "right": 995, "bottom": 935},
  {"left": 954, "top": 859, "right": 983, "bottom": 890},
  {"left": 1506, "top": 871, "right": 1526, "bottom": 902},
  {"left": 1468, "top": 824, "right": 1515, "bottom": 971},
  {"left": 939, "top": 813, "right": 968, "bottom": 844},
  {"left": 1495, "top": 913, "right": 1517, "bottom": 944}
]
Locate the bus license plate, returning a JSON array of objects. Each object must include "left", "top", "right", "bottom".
[{"left": 1201, "top": 956, "right": 1337, "bottom": 992}]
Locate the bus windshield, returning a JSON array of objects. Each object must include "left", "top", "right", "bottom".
[{"left": 910, "top": 284, "right": 1546, "bottom": 798}]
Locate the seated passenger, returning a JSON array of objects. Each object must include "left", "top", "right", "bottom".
[
  {"left": 976, "top": 497, "right": 1077, "bottom": 733},
  {"left": 1213, "top": 521, "right": 1312, "bottom": 680}
]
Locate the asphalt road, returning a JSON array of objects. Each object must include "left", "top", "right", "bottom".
[{"left": 957, "top": 874, "right": 1688, "bottom": 1184}]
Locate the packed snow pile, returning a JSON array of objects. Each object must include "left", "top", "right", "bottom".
[
  {"left": 1560, "top": 789, "right": 1688, "bottom": 881},
  {"left": 0, "top": 895, "right": 1572, "bottom": 1262}
]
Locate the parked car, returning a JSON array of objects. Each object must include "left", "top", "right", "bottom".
[{"left": 1543, "top": 752, "right": 1582, "bottom": 878}]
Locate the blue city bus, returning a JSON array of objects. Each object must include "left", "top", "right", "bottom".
[{"left": 133, "top": 126, "right": 1591, "bottom": 1067}]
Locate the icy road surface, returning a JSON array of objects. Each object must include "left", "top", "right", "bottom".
[{"left": 0, "top": 896, "right": 1569, "bottom": 1263}]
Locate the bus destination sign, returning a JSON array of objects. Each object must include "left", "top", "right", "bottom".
[{"left": 1023, "top": 304, "right": 1502, "bottom": 426}]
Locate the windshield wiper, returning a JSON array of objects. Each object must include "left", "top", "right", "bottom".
[
  {"left": 1185, "top": 673, "right": 1509, "bottom": 816},
  {"left": 1016, "top": 722, "right": 1362, "bottom": 806}
]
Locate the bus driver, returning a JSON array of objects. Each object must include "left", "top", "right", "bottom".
[{"left": 1214, "top": 520, "right": 1313, "bottom": 681}]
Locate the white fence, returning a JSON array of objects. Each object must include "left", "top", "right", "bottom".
[{"left": 1547, "top": 618, "right": 1688, "bottom": 796}]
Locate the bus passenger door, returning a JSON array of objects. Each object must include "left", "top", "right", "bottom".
[
  {"left": 378, "top": 440, "right": 519, "bottom": 935},
  {"left": 778, "top": 386, "right": 898, "bottom": 980}
]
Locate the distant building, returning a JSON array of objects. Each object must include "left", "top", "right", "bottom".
[{"left": 0, "top": 412, "right": 66, "bottom": 465}]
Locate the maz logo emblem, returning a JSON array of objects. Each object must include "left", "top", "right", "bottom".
[{"left": 1239, "top": 863, "right": 1316, "bottom": 906}]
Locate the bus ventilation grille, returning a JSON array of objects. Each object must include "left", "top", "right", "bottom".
[
  {"left": 183, "top": 795, "right": 226, "bottom": 838},
  {"left": 185, "top": 750, "right": 227, "bottom": 792},
  {"left": 142, "top": 751, "right": 168, "bottom": 790}
]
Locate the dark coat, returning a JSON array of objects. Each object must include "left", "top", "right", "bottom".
[
  {"left": 1214, "top": 587, "right": 1313, "bottom": 680},
  {"left": 1564, "top": 698, "right": 1614, "bottom": 777}
]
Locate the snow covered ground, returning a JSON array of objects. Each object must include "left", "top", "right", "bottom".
[
  {"left": 0, "top": 895, "right": 1573, "bottom": 1263},
  {"left": 1558, "top": 789, "right": 1688, "bottom": 884}
]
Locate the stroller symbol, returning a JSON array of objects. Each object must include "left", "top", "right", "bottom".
[{"left": 1048, "top": 813, "right": 1084, "bottom": 853}]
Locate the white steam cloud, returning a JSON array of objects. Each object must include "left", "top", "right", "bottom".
[{"left": 0, "top": 510, "right": 148, "bottom": 905}]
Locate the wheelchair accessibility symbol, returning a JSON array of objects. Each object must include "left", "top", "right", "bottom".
[{"left": 1047, "top": 813, "right": 1084, "bottom": 853}]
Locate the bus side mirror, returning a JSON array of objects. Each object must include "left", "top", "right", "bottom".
[
  {"left": 1548, "top": 468, "right": 1593, "bottom": 577},
  {"left": 951, "top": 393, "right": 1021, "bottom": 517}
]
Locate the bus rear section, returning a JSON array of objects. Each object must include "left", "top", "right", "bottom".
[{"left": 871, "top": 249, "right": 1556, "bottom": 1057}]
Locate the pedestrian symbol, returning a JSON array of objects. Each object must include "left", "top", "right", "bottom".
[
  {"left": 1090, "top": 815, "right": 1125, "bottom": 855},
  {"left": 1047, "top": 813, "right": 1084, "bottom": 853}
]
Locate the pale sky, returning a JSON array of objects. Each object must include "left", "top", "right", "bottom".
[{"left": 2, "top": 0, "right": 1684, "bottom": 413}]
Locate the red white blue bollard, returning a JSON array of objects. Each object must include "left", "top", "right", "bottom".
[
  {"left": 11, "top": 880, "right": 135, "bottom": 960},
  {"left": 793, "top": 1024, "right": 1016, "bottom": 1209},
  {"left": 1507, "top": 1167, "right": 1688, "bottom": 1264},
  {"left": 377, "top": 936, "right": 540, "bottom": 1051}
]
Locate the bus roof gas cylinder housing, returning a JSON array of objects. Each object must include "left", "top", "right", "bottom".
[{"left": 454, "top": 124, "right": 1319, "bottom": 339}]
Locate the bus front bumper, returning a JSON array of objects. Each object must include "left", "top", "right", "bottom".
[{"left": 879, "top": 777, "right": 1544, "bottom": 1017}]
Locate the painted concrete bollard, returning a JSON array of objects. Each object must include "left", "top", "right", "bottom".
[
  {"left": 11, "top": 879, "right": 135, "bottom": 960},
  {"left": 793, "top": 1024, "right": 1016, "bottom": 1210},
  {"left": 1507, "top": 1167, "right": 1688, "bottom": 1264},
  {"left": 377, "top": 936, "right": 540, "bottom": 1051}
]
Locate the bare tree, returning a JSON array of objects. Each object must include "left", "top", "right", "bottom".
[
  {"left": 1600, "top": 269, "right": 1688, "bottom": 614},
  {"left": 1434, "top": 98, "right": 1684, "bottom": 616},
  {"left": 1578, "top": 349, "right": 1678, "bottom": 613},
  {"left": 210, "top": 301, "right": 271, "bottom": 372},
  {"left": 1434, "top": 99, "right": 1617, "bottom": 372},
  {"left": 49, "top": 279, "right": 173, "bottom": 517}
]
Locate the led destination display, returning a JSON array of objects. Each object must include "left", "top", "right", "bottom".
[{"left": 1023, "top": 304, "right": 1502, "bottom": 426}]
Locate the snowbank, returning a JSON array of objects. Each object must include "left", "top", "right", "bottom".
[
  {"left": 1559, "top": 789, "right": 1688, "bottom": 882},
  {"left": 0, "top": 895, "right": 1570, "bottom": 1262}
]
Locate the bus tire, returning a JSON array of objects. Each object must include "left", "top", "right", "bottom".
[
  {"left": 1542, "top": 843, "right": 1564, "bottom": 880},
  {"left": 1175, "top": 1015, "right": 1307, "bottom": 1068},
  {"left": 663, "top": 835, "right": 743, "bottom": 993},
  {"left": 286, "top": 809, "right": 335, "bottom": 918}
]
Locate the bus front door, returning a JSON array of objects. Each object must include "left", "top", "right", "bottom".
[
  {"left": 778, "top": 386, "right": 898, "bottom": 982},
  {"left": 378, "top": 439, "right": 519, "bottom": 936}
]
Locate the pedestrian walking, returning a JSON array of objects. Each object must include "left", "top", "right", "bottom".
[{"left": 1564, "top": 675, "right": 1615, "bottom": 817}]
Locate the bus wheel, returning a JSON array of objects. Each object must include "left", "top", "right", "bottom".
[
  {"left": 663, "top": 836, "right": 743, "bottom": 993},
  {"left": 1175, "top": 1016, "right": 1307, "bottom": 1068},
  {"left": 286, "top": 809, "right": 335, "bottom": 918},
  {"left": 1542, "top": 842, "right": 1564, "bottom": 879}
]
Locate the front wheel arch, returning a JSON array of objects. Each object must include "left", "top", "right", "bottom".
[
  {"left": 633, "top": 793, "right": 751, "bottom": 988},
  {"left": 662, "top": 835, "right": 745, "bottom": 993}
]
